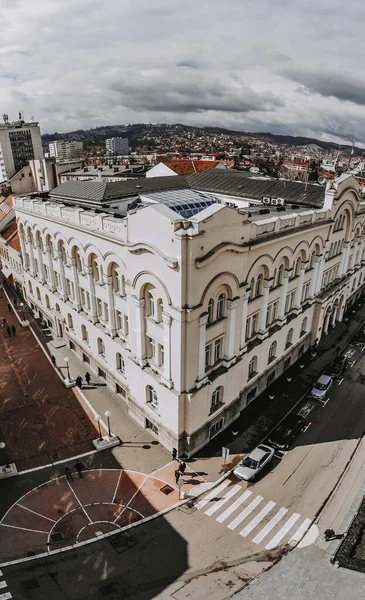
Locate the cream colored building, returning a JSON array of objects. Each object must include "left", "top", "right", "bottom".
[{"left": 13, "top": 172, "right": 365, "bottom": 455}]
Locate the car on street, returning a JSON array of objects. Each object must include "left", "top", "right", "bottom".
[
  {"left": 326, "top": 356, "right": 349, "bottom": 380},
  {"left": 352, "top": 331, "right": 365, "bottom": 348},
  {"left": 310, "top": 374, "right": 333, "bottom": 402},
  {"left": 268, "top": 413, "right": 308, "bottom": 450},
  {"left": 234, "top": 444, "right": 275, "bottom": 481}
]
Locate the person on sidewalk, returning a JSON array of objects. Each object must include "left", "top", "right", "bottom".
[
  {"left": 7, "top": 303, "right": 11, "bottom": 312},
  {"left": 51, "top": 355, "right": 56, "bottom": 367},
  {"left": 74, "top": 461, "right": 84, "bottom": 478},
  {"left": 2, "top": 318, "right": 6, "bottom": 327},
  {"left": 13, "top": 298, "right": 17, "bottom": 307},
  {"left": 64, "top": 466, "right": 73, "bottom": 481},
  {"left": 6, "top": 325, "right": 11, "bottom": 337},
  {"left": 179, "top": 461, "right": 187, "bottom": 475},
  {"left": 11, "top": 325, "right": 16, "bottom": 336},
  {"left": 172, "top": 448, "right": 178, "bottom": 461},
  {"left": 85, "top": 371, "right": 91, "bottom": 385},
  {"left": 76, "top": 375, "right": 83, "bottom": 388},
  {"left": 175, "top": 469, "right": 181, "bottom": 485}
]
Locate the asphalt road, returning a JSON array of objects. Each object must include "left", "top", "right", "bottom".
[{"left": 4, "top": 343, "right": 365, "bottom": 600}]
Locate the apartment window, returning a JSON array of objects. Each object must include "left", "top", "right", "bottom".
[
  {"left": 147, "top": 385, "right": 158, "bottom": 409},
  {"left": 214, "top": 337, "right": 223, "bottom": 363},
  {"left": 205, "top": 344, "right": 211, "bottom": 368},
  {"left": 81, "top": 324, "right": 89, "bottom": 344},
  {"left": 148, "top": 292, "right": 155, "bottom": 318},
  {"left": 284, "top": 357, "right": 291, "bottom": 369},
  {"left": 209, "top": 418, "right": 224, "bottom": 438},
  {"left": 266, "top": 305, "right": 271, "bottom": 327},
  {"left": 268, "top": 341, "right": 277, "bottom": 363},
  {"left": 272, "top": 301, "right": 278, "bottom": 322},
  {"left": 207, "top": 299, "right": 214, "bottom": 324},
  {"left": 302, "top": 282, "right": 310, "bottom": 302},
  {"left": 116, "top": 383, "right": 126, "bottom": 397},
  {"left": 115, "top": 310, "right": 122, "bottom": 331},
  {"left": 124, "top": 315, "right": 129, "bottom": 337},
  {"left": 217, "top": 294, "right": 225, "bottom": 319},
  {"left": 246, "top": 387, "right": 257, "bottom": 403},
  {"left": 285, "top": 328, "right": 293, "bottom": 348},
  {"left": 67, "top": 314, "right": 74, "bottom": 330},
  {"left": 248, "top": 355, "right": 257, "bottom": 378},
  {"left": 255, "top": 274, "right": 263, "bottom": 297},
  {"left": 159, "top": 344, "right": 164, "bottom": 367},
  {"left": 98, "top": 367, "right": 106, "bottom": 379},
  {"left": 277, "top": 264, "right": 284, "bottom": 285},
  {"left": 251, "top": 313, "right": 258, "bottom": 335},
  {"left": 97, "top": 337, "right": 105, "bottom": 357},
  {"left": 148, "top": 338, "right": 156, "bottom": 362},
  {"left": 116, "top": 353, "right": 125, "bottom": 373},
  {"left": 211, "top": 386, "right": 223, "bottom": 412},
  {"left": 69, "top": 341, "right": 75, "bottom": 350},
  {"left": 96, "top": 298, "right": 102, "bottom": 318},
  {"left": 267, "top": 371, "right": 276, "bottom": 386},
  {"left": 82, "top": 353, "right": 90, "bottom": 364}
]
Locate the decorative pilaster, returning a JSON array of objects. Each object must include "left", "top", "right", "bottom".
[
  {"left": 161, "top": 312, "right": 172, "bottom": 388},
  {"left": 36, "top": 240, "right": 46, "bottom": 284},
  {"left": 278, "top": 270, "right": 291, "bottom": 320},
  {"left": 309, "top": 256, "right": 321, "bottom": 299},
  {"left": 196, "top": 314, "right": 209, "bottom": 388},
  {"left": 348, "top": 244, "right": 357, "bottom": 272},
  {"left": 87, "top": 266, "right": 98, "bottom": 322},
  {"left": 57, "top": 251, "right": 68, "bottom": 301},
  {"left": 315, "top": 255, "right": 325, "bottom": 295},
  {"left": 104, "top": 275, "right": 116, "bottom": 336},
  {"left": 71, "top": 258, "right": 82, "bottom": 311},
  {"left": 27, "top": 236, "right": 36, "bottom": 276},
  {"left": 133, "top": 297, "right": 146, "bottom": 366},
  {"left": 294, "top": 262, "right": 308, "bottom": 310},
  {"left": 239, "top": 289, "right": 251, "bottom": 353},
  {"left": 46, "top": 245, "right": 56, "bottom": 291},
  {"left": 258, "top": 279, "right": 273, "bottom": 335},
  {"left": 223, "top": 299, "right": 238, "bottom": 367},
  {"left": 19, "top": 232, "right": 28, "bottom": 271}
]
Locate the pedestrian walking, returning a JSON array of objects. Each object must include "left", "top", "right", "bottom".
[
  {"left": 51, "top": 355, "right": 56, "bottom": 367},
  {"left": 6, "top": 325, "right": 11, "bottom": 337},
  {"left": 64, "top": 466, "right": 73, "bottom": 481},
  {"left": 179, "top": 461, "right": 187, "bottom": 475},
  {"left": 85, "top": 371, "right": 91, "bottom": 385},
  {"left": 74, "top": 461, "right": 84, "bottom": 478},
  {"left": 7, "top": 303, "right": 11, "bottom": 312},
  {"left": 76, "top": 375, "right": 83, "bottom": 388},
  {"left": 11, "top": 325, "right": 16, "bottom": 336},
  {"left": 2, "top": 317, "right": 6, "bottom": 327},
  {"left": 175, "top": 469, "right": 181, "bottom": 485},
  {"left": 172, "top": 448, "right": 178, "bottom": 461}
]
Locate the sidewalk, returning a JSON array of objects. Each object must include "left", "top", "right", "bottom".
[{"left": 4, "top": 281, "right": 365, "bottom": 482}]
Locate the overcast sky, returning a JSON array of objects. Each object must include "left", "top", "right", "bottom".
[{"left": 0, "top": 0, "right": 364, "bottom": 144}]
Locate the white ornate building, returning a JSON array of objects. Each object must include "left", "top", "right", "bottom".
[{"left": 12, "top": 172, "right": 365, "bottom": 455}]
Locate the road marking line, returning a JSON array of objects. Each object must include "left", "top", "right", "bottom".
[
  {"left": 0, "top": 522, "right": 48, "bottom": 535},
  {"left": 204, "top": 484, "right": 241, "bottom": 516},
  {"left": 289, "top": 517, "right": 312, "bottom": 545},
  {"left": 0, "top": 592, "right": 11, "bottom": 600},
  {"left": 196, "top": 480, "right": 230, "bottom": 510},
  {"left": 265, "top": 512, "right": 301, "bottom": 549},
  {"left": 240, "top": 501, "right": 276, "bottom": 537},
  {"left": 252, "top": 506, "right": 288, "bottom": 544},
  {"left": 227, "top": 495, "right": 263, "bottom": 530},
  {"left": 112, "top": 471, "right": 123, "bottom": 503},
  {"left": 216, "top": 490, "right": 252, "bottom": 523},
  {"left": 0, "top": 582, "right": 7, "bottom": 589},
  {"left": 65, "top": 479, "right": 92, "bottom": 523},
  {"left": 17, "top": 503, "right": 56, "bottom": 523},
  {"left": 0, "top": 571, "right": 2, "bottom": 577}
]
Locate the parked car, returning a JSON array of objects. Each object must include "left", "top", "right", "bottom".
[
  {"left": 352, "top": 331, "right": 365, "bottom": 348},
  {"left": 310, "top": 374, "right": 333, "bottom": 402},
  {"left": 234, "top": 444, "right": 275, "bottom": 481},
  {"left": 268, "top": 413, "right": 308, "bottom": 450},
  {"left": 326, "top": 356, "right": 349, "bottom": 380}
]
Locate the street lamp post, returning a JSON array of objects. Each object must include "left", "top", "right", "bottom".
[
  {"left": 0, "top": 442, "right": 10, "bottom": 469},
  {"left": 105, "top": 410, "right": 112, "bottom": 437},
  {"left": 95, "top": 414, "right": 103, "bottom": 441},
  {"left": 64, "top": 357, "right": 70, "bottom": 380}
]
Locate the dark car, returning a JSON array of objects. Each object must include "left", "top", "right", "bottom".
[
  {"left": 268, "top": 413, "right": 307, "bottom": 450},
  {"left": 326, "top": 356, "right": 349, "bottom": 379},
  {"left": 352, "top": 331, "right": 365, "bottom": 348}
]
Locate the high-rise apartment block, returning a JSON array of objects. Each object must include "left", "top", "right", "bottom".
[
  {"left": 105, "top": 137, "right": 129, "bottom": 155},
  {"left": 0, "top": 115, "right": 43, "bottom": 181},
  {"left": 48, "top": 140, "right": 84, "bottom": 161}
]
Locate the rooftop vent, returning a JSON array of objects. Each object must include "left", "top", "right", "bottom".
[
  {"left": 259, "top": 208, "right": 270, "bottom": 215},
  {"left": 291, "top": 204, "right": 300, "bottom": 209},
  {"left": 277, "top": 206, "right": 286, "bottom": 212}
]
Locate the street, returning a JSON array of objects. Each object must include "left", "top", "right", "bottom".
[{"left": 4, "top": 337, "right": 365, "bottom": 598}]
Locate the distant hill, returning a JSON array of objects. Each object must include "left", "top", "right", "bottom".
[{"left": 41, "top": 123, "right": 358, "bottom": 154}]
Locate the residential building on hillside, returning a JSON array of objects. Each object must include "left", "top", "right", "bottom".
[
  {"left": 0, "top": 116, "right": 43, "bottom": 180},
  {"left": 49, "top": 141, "right": 84, "bottom": 161},
  {"left": 105, "top": 137, "right": 129, "bottom": 155},
  {"left": 13, "top": 172, "right": 365, "bottom": 455}
]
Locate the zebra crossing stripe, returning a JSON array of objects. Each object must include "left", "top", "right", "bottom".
[
  {"left": 265, "top": 512, "right": 301, "bottom": 550},
  {"left": 216, "top": 489, "right": 252, "bottom": 523},
  {"left": 289, "top": 518, "right": 312, "bottom": 545},
  {"left": 228, "top": 495, "right": 263, "bottom": 530},
  {"left": 196, "top": 480, "right": 230, "bottom": 510},
  {"left": 0, "top": 592, "right": 11, "bottom": 600},
  {"left": 240, "top": 500, "right": 276, "bottom": 537},
  {"left": 205, "top": 484, "right": 241, "bottom": 516},
  {"left": 252, "top": 506, "right": 288, "bottom": 544},
  {"left": 0, "top": 583, "right": 6, "bottom": 590}
]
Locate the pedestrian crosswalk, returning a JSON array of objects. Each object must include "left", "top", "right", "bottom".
[
  {"left": 0, "top": 570, "right": 11, "bottom": 600},
  {"left": 197, "top": 480, "right": 313, "bottom": 550}
]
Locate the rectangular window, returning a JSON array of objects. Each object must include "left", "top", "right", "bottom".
[
  {"left": 245, "top": 316, "right": 251, "bottom": 339},
  {"left": 205, "top": 344, "right": 211, "bottom": 368},
  {"left": 116, "top": 383, "right": 126, "bottom": 397},
  {"left": 302, "top": 282, "right": 309, "bottom": 302},
  {"left": 289, "top": 292, "right": 295, "bottom": 310},
  {"left": 251, "top": 313, "right": 258, "bottom": 335},
  {"left": 69, "top": 341, "right": 75, "bottom": 350},
  {"left": 86, "top": 292, "right": 91, "bottom": 310},
  {"left": 103, "top": 302, "right": 108, "bottom": 323},
  {"left": 266, "top": 305, "right": 271, "bottom": 327},
  {"left": 209, "top": 418, "right": 224, "bottom": 438},
  {"left": 246, "top": 387, "right": 257, "bottom": 403},
  {"left": 283, "top": 357, "right": 291, "bottom": 369},
  {"left": 98, "top": 367, "right": 106, "bottom": 379},
  {"left": 80, "top": 288, "right": 86, "bottom": 307},
  {"left": 214, "top": 337, "right": 223, "bottom": 362},
  {"left": 96, "top": 298, "right": 102, "bottom": 317},
  {"left": 82, "top": 353, "right": 90, "bottom": 364},
  {"left": 148, "top": 338, "right": 156, "bottom": 362},
  {"left": 272, "top": 301, "right": 278, "bottom": 322},
  {"left": 159, "top": 344, "right": 164, "bottom": 366},
  {"left": 124, "top": 316, "right": 129, "bottom": 337},
  {"left": 115, "top": 310, "right": 122, "bottom": 331},
  {"left": 267, "top": 371, "right": 276, "bottom": 386}
]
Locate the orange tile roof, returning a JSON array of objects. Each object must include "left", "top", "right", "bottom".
[
  {"left": 0, "top": 195, "right": 14, "bottom": 222},
  {"left": 8, "top": 233, "right": 20, "bottom": 253},
  {"left": 1, "top": 219, "right": 17, "bottom": 241},
  {"left": 164, "top": 159, "right": 221, "bottom": 175}
]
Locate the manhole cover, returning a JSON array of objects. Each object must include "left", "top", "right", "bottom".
[
  {"left": 23, "top": 579, "right": 40, "bottom": 590},
  {"left": 160, "top": 485, "right": 174, "bottom": 495},
  {"left": 50, "top": 532, "right": 64, "bottom": 543},
  {"left": 35, "top": 423, "right": 45, "bottom": 430}
]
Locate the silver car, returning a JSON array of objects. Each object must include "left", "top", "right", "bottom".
[
  {"left": 310, "top": 374, "right": 333, "bottom": 403},
  {"left": 234, "top": 444, "right": 275, "bottom": 481}
]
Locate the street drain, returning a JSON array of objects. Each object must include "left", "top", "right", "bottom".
[
  {"left": 160, "top": 484, "right": 174, "bottom": 495},
  {"left": 50, "top": 532, "right": 64, "bottom": 543}
]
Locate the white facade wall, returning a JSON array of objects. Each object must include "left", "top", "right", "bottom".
[
  {"left": 13, "top": 175, "right": 365, "bottom": 455},
  {"left": 49, "top": 141, "right": 83, "bottom": 161}
]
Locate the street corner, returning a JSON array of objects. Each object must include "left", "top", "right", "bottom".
[{"left": 0, "top": 464, "right": 206, "bottom": 565}]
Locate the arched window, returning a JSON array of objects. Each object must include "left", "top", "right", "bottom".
[
  {"left": 81, "top": 324, "right": 89, "bottom": 343},
  {"left": 55, "top": 303, "right": 60, "bottom": 313},
  {"left": 277, "top": 264, "right": 284, "bottom": 285},
  {"left": 36, "top": 287, "right": 41, "bottom": 301},
  {"left": 147, "top": 292, "right": 155, "bottom": 318},
  {"left": 211, "top": 386, "right": 223, "bottom": 411},
  {"left": 301, "top": 317, "right": 307, "bottom": 335},
  {"left": 156, "top": 298, "right": 163, "bottom": 322},
  {"left": 310, "top": 251, "right": 316, "bottom": 269},
  {"left": 116, "top": 352, "right": 125, "bottom": 373},
  {"left": 67, "top": 314, "right": 74, "bottom": 330},
  {"left": 294, "top": 258, "right": 301, "bottom": 277},
  {"left": 268, "top": 341, "right": 277, "bottom": 363},
  {"left": 207, "top": 299, "right": 214, "bottom": 324},
  {"left": 28, "top": 281, "right": 33, "bottom": 294},
  {"left": 97, "top": 337, "right": 105, "bottom": 356},
  {"left": 248, "top": 355, "right": 257, "bottom": 378},
  {"left": 286, "top": 328, "right": 293, "bottom": 348},
  {"left": 272, "top": 269, "right": 277, "bottom": 288},
  {"left": 45, "top": 295, "right": 50, "bottom": 309},
  {"left": 255, "top": 274, "right": 263, "bottom": 297},
  {"left": 329, "top": 243, "right": 334, "bottom": 258},
  {"left": 147, "top": 385, "right": 158, "bottom": 409},
  {"left": 249, "top": 278, "right": 255, "bottom": 299},
  {"left": 217, "top": 293, "right": 225, "bottom": 319}
]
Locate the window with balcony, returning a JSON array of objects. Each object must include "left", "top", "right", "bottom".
[
  {"left": 147, "top": 385, "right": 158, "bottom": 410},
  {"left": 248, "top": 355, "right": 257, "bottom": 379},
  {"left": 286, "top": 328, "right": 293, "bottom": 348},
  {"left": 268, "top": 341, "right": 277, "bottom": 363},
  {"left": 97, "top": 337, "right": 105, "bottom": 357},
  {"left": 214, "top": 337, "right": 223, "bottom": 363},
  {"left": 217, "top": 293, "right": 225, "bottom": 319},
  {"left": 116, "top": 352, "right": 125, "bottom": 373}
]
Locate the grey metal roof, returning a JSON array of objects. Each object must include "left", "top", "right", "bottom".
[
  {"left": 187, "top": 170, "right": 325, "bottom": 207},
  {"left": 143, "top": 188, "right": 219, "bottom": 218},
  {"left": 50, "top": 180, "right": 107, "bottom": 203}
]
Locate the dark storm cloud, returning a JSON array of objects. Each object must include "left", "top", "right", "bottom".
[{"left": 281, "top": 68, "right": 365, "bottom": 106}]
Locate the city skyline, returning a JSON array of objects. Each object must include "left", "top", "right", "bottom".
[{"left": 0, "top": 0, "right": 364, "bottom": 145}]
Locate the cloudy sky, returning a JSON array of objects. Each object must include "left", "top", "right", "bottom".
[{"left": 0, "top": 0, "right": 364, "bottom": 144}]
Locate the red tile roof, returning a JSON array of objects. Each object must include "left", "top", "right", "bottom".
[
  {"left": 8, "top": 233, "right": 20, "bottom": 253},
  {"left": 164, "top": 159, "right": 221, "bottom": 175},
  {"left": 1, "top": 220, "right": 17, "bottom": 241},
  {"left": 0, "top": 195, "right": 14, "bottom": 222}
]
